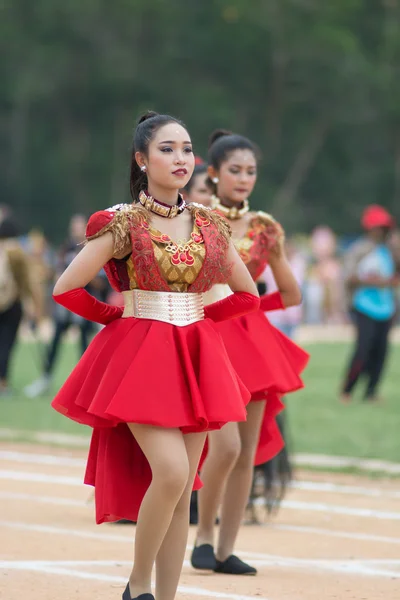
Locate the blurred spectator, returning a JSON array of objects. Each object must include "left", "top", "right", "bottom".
[
  {"left": 304, "top": 226, "right": 343, "bottom": 324},
  {"left": 262, "top": 239, "right": 306, "bottom": 338},
  {"left": 0, "top": 204, "right": 12, "bottom": 224},
  {"left": 341, "top": 205, "right": 400, "bottom": 403},
  {"left": 24, "top": 214, "right": 108, "bottom": 398},
  {"left": 25, "top": 229, "right": 53, "bottom": 318},
  {"left": 0, "top": 218, "right": 42, "bottom": 397}
]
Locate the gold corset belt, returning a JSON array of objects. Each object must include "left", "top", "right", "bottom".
[{"left": 122, "top": 290, "right": 205, "bottom": 326}]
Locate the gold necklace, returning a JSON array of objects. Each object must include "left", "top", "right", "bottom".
[
  {"left": 211, "top": 195, "right": 250, "bottom": 220},
  {"left": 139, "top": 190, "right": 186, "bottom": 219}
]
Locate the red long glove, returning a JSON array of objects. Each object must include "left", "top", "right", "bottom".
[
  {"left": 53, "top": 288, "right": 123, "bottom": 325},
  {"left": 259, "top": 291, "right": 285, "bottom": 312},
  {"left": 204, "top": 291, "right": 260, "bottom": 322}
]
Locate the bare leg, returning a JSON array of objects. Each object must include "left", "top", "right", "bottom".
[
  {"left": 217, "top": 400, "right": 266, "bottom": 561},
  {"left": 196, "top": 422, "right": 241, "bottom": 546},
  {"left": 155, "top": 432, "right": 207, "bottom": 600},
  {"left": 127, "top": 424, "right": 190, "bottom": 598}
]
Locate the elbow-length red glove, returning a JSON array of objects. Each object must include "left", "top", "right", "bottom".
[
  {"left": 53, "top": 288, "right": 123, "bottom": 325},
  {"left": 204, "top": 291, "right": 260, "bottom": 322},
  {"left": 259, "top": 291, "right": 285, "bottom": 312}
]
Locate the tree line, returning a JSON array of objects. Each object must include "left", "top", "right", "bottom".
[{"left": 2, "top": 0, "right": 400, "bottom": 241}]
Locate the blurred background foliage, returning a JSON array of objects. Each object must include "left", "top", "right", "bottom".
[{"left": 2, "top": 0, "right": 400, "bottom": 241}]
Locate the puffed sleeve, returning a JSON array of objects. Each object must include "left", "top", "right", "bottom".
[
  {"left": 85, "top": 206, "right": 131, "bottom": 256},
  {"left": 85, "top": 210, "right": 114, "bottom": 240}
]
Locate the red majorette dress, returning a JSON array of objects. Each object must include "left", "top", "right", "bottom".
[
  {"left": 204, "top": 210, "right": 309, "bottom": 465},
  {"left": 51, "top": 202, "right": 250, "bottom": 524}
]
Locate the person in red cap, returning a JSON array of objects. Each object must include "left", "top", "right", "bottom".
[{"left": 341, "top": 204, "right": 399, "bottom": 402}]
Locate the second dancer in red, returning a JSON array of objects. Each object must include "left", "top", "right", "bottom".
[{"left": 191, "top": 130, "right": 309, "bottom": 576}]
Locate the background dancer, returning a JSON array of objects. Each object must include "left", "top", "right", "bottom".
[
  {"left": 249, "top": 240, "right": 307, "bottom": 516},
  {"left": 182, "top": 162, "right": 213, "bottom": 207},
  {"left": 191, "top": 130, "right": 309, "bottom": 576}
]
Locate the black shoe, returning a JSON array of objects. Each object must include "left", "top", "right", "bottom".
[
  {"left": 214, "top": 555, "right": 257, "bottom": 575},
  {"left": 114, "top": 519, "right": 135, "bottom": 525},
  {"left": 122, "top": 583, "right": 155, "bottom": 600},
  {"left": 191, "top": 543, "right": 217, "bottom": 570}
]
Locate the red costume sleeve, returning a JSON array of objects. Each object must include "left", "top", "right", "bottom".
[
  {"left": 204, "top": 291, "right": 260, "bottom": 322},
  {"left": 53, "top": 288, "right": 123, "bottom": 325},
  {"left": 259, "top": 291, "right": 285, "bottom": 312}
]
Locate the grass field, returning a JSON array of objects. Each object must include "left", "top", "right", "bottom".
[{"left": 1, "top": 340, "right": 400, "bottom": 462}]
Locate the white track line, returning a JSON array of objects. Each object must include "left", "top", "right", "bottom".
[
  {"left": 3, "top": 493, "right": 400, "bottom": 546},
  {"left": 0, "top": 561, "right": 267, "bottom": 600},
  {"left": 3, "top": 558, "right": 400, "bottom": 567},
  {"left": 1, "top": 556, "right": 399, "bottom": 580},
  {"left": 0, "top": 491, "right": 85, "bottom": 507},
  {"left": 271, "top": 524, "right": 400, "bottom": 545},
  {"left": 0, "top": 470, "right": 82, "bottom": 486},
  {"left": 280, "top": 499, "right": 400, "bottom": 520},
  {"left": 291, "top": 480, "right": 400, "bottom": 499},
  {"left": 2, "top": 520, "right": 400, "bottom": 578},
  {"left": 3, "top": 478, "right": 400, "bottom": 521},
  {"left": 0, "top": 450, "right": 85, "bottom": 467},
  {"left": 3, "top": 468, "right": 400, "bottom": 512},
  {"left": 2, "top": 442, "right": 400, "bottom": 474},
  {"left": 0, "top": 521, "right": 133, "bottom": 543},
  {"left": 2, "top": 451, "right": 400, "bottom": 499}
]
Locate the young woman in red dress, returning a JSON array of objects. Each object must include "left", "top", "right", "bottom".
[
  {"left": 51, "top": 113, "right": 260, "bottom": 600},
  {"left": 191, "top": 130, "right": 309, "bottom": 575}
]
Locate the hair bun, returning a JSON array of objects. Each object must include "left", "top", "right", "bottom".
[
  {"left": 137, "top": 110, "right": 159, "bottom": 125},
  {"left": 208, "top": 129, "right": 232, "bottom": 149}
]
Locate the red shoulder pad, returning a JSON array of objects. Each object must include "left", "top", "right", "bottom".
[{"left": 85, "top": 211, "right": 114, "bottom": 240}]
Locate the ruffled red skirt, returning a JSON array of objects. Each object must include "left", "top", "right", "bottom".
[
  {"left": 51, "top": 317, "right": 250, "bottom": 523},
  {"left": 215, "top": 310, "right": 309, "bottom": 465}
]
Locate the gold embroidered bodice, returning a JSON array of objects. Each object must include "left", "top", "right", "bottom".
[
  {"left": 124, "top": 221, "right": 206, "bottom": 292},
  {"left": 85, "top": 202, "right": 232, "bottom": 294}
]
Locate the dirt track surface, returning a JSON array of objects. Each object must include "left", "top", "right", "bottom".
[{"left": 1, "top": 443, "right": 399, "bottom": 600}]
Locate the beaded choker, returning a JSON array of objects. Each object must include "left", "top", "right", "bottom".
[
  {"left": 139, "top": 190, "right": 187, "bottom": 219},
  {"left": 211, "top": 195, "right": 250, "bottom": 220}
]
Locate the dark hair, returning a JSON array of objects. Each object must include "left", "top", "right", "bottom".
[
  {"left": 0, "top": 217, "right": 19, "bottom": 240},
  {"left": 130, "top": 110, "right": 187, "bottom": 201},
  {"left": 208, "top": 129, "right": 260, "bottom": 169},
  {"left": 207, "top": 129, "right": 260, "bottom": 191},
  {"left": 184, "top": 164, "right": 209, "bottom": 194}
]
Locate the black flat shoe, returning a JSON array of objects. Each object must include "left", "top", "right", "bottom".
[
  {"left": 214, "top": 555, "right": 257, "bottom": 575},
  {"left": 115, "top": 519, "right": 135, "bottom": 525},
  {"left": 191, "top": 543, "right": 217, "bottom": 570},
  {"left": 122, "top": 583, "right": 155, "bottom": 600}
]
